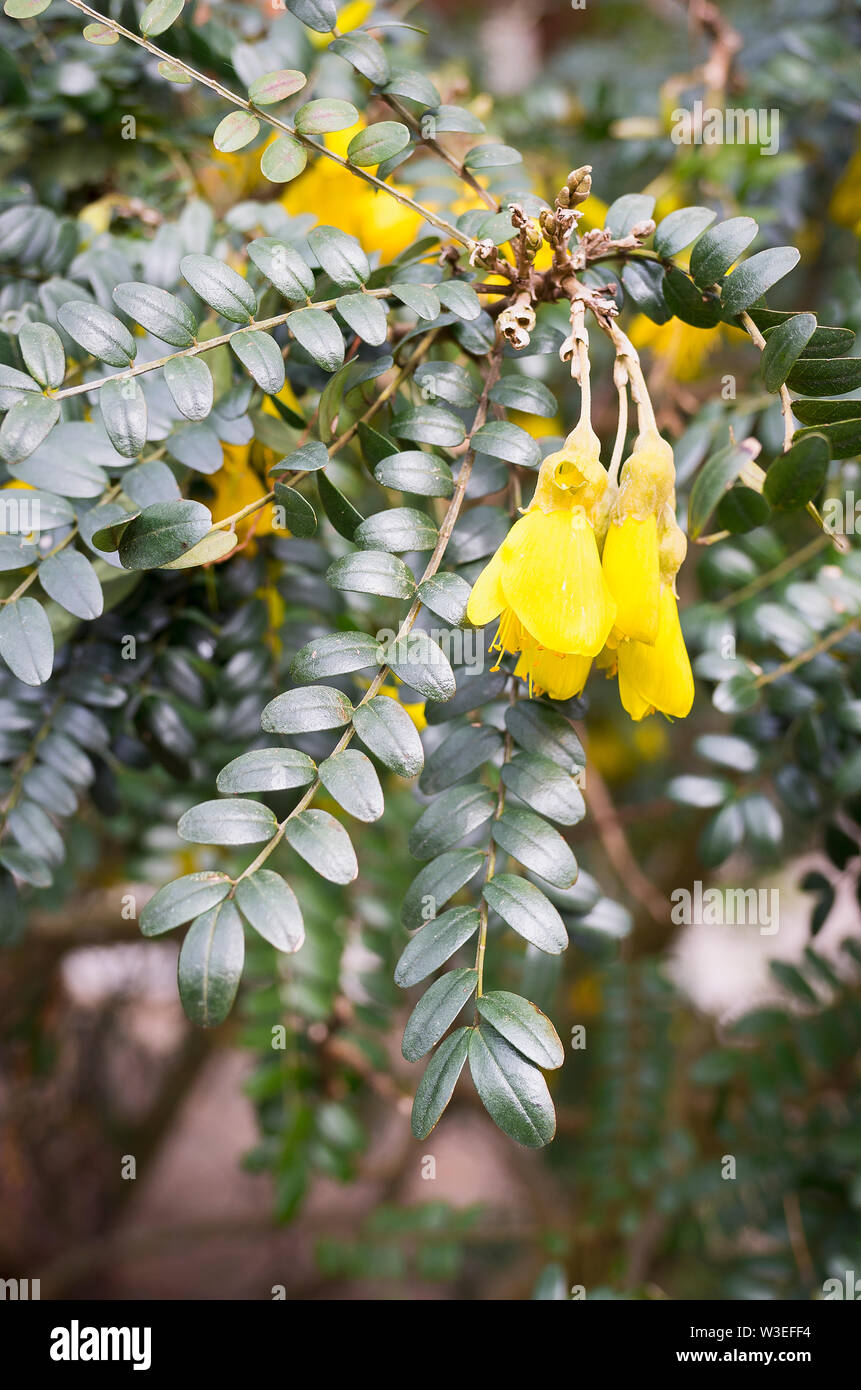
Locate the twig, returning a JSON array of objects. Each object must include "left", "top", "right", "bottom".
[
  {"left": 579, "top": 755, "right": 668, "bottom": 930},
  {"left": 754, "top": 613, "right": 861, "bottom": 688},
  {"left": 232, "top": 336, "right": 506, "bottom": 886},
  {"left": 61, "top": 0, "right": 474, "bottom": 250}
]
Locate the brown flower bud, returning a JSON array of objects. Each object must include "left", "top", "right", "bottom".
[
  {"left": 630, "top": 218, "right": 656, "bottom": 240},
  {"left": 566, "top": 165, "right": 593, "bottom": 205}
]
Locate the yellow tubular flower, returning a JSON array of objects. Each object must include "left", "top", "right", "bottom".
[
  {"left": 617, "top": 583, "right": 694, "bottom": 721},
  {"left": 601, "top": 513, "right": 660, "bottom": 644},
  {"left": 466, "top": 426, "right": 616, "bottom": 699},
  {"left": 597, "top": 417, "right": 695, "bottom": 719},
  {"left": 602, "top": 426, "right": 676, "bottom": 645},
  {"left": 499, "top": 508, "right": 615, "bottom": 657}
]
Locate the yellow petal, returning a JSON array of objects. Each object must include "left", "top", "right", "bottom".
[
  {"left": 602, "top": 513, "right": 660, "bottom": 644},
  {"left": 516, "top": 646, "right": 592, "bottom": 700},
  {"left": 467, "top": 545, "right": 507, "bottom": 626},
  {"left": 617, "top": 585, "right": 694, "bottom": 720},
  {"left": 500, "top": 508, "right": 616, "bottom": 657}
]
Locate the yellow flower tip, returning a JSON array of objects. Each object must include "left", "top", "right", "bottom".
[
  {"left": 618, "top": 430, "right": 676, "bottom": 516},
  {"left": 602, "top": 512, "right": 661, "bottom": 645},
  {"left": 515, "top": 646, "right": 592, "bottom": 700},
  {"left": 617, "top": 584, "right": 694, "bottom": 721},
  {"left": 500, "top": 507, "right": 616, "bottom": 658}
]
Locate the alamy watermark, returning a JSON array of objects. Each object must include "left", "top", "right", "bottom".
[
  {"left": 0, "top": 494, "right": 41, "bottom": 536},
  {"left": 671, "top": 101, "right": 779, "bottom": 156},
  {"left": 671, "top": 881, "right": 779, "bottom": 935},
  {"left": 375, "top": 626, "right": 485, "bottom": 674},
  {"left": 822, "top": 493, "right": 861, "bottom": 536}
]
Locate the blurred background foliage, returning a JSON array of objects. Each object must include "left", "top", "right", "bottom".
[{"left": 0, "top": 0, "right": 860, "bottom": 1301}]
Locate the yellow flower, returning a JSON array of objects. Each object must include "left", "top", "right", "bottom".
[
  {"left": 508, "top": 409, "right": 563, "bottom": 439},
  {"left": 599, "top": 425, "right": 694, "bottom": 719},
  {"left": 467, "top": 424, "right": 616, "bottom": 699},
  {"left": 616, "top": 583, "right": 694, "bottom": 720},
  {"left": 830, "top": 139, "right": 861, "bottom": 234},
  {"left": 209, "top": 443, "right": 276, "bottom": 540},
  {"left": 376, "top": 681, "right": 427, "bottom": 732},
  {"left": 514, "top": 647, "right": 593, "bottom": 700},
  {"left": 601, "top": 428, "right": 675, "bottom": 645},
  {"left": 628, "top": 315, "right": 720, "bottom": 381}
]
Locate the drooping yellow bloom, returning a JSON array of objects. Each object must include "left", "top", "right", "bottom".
[
  {"left": 616, "top": 583, "right": 694, "bottom": 720},
  {"left": 599, "top": 426, "right": 694, "bottom": 720},
  {"left": 467, "top": 423, "right": 616, "bottom": 699},
  {"left": 602, "top": 513, "right": 660, "bottom": 644},
  {"left": 602, "top": 428, "right": 675, "bottom": 645}
]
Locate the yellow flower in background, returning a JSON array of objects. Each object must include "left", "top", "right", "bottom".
[
  {"left": 629, "top": 314, "right": 721, "bottom": 381},
  {"left": 830, "top": 139, "right": 861, "bottom": 234},
  {"left": 508, "top": 409, "right": 563, "bottom": 439},
  {"left": 281, "top": 122, "right": 422, "bottom": 263},
  {"left": 376, "top": 681, "right": 427, "bottom": 732},
  {"left": 577, "top": 193, "right": 609, "bottom": 232},
  {"left": 307, "top": 1, "right": 373, "bottom": 47},
  {"left": 467, "top": 423, "right": 616, "bottom": 700},
  {"left": 208, "top": 443, "right": 276, "bottom": 540}
]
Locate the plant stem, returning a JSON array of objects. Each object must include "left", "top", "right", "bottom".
[
  {"left": 753, "top": 613, "right": 860, "bottom": 688},
  {"left": 381, "top": 93, "right": 498, "bottom": 212},
  {"left": 51, "top": 290, "right": 395, "bottom": 401},
  {"left": 233, "top": 336, "right": 505, "bottom": 884},
  {"left": 715, "top": 533, "right": 829, "bottom": 611},
  {"left": 608, "top": 360, "right": 629, "bottom": 486}
]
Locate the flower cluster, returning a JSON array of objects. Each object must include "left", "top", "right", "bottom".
[{"left": 467, "top": 417, "right": 694, "bottom": 721}]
